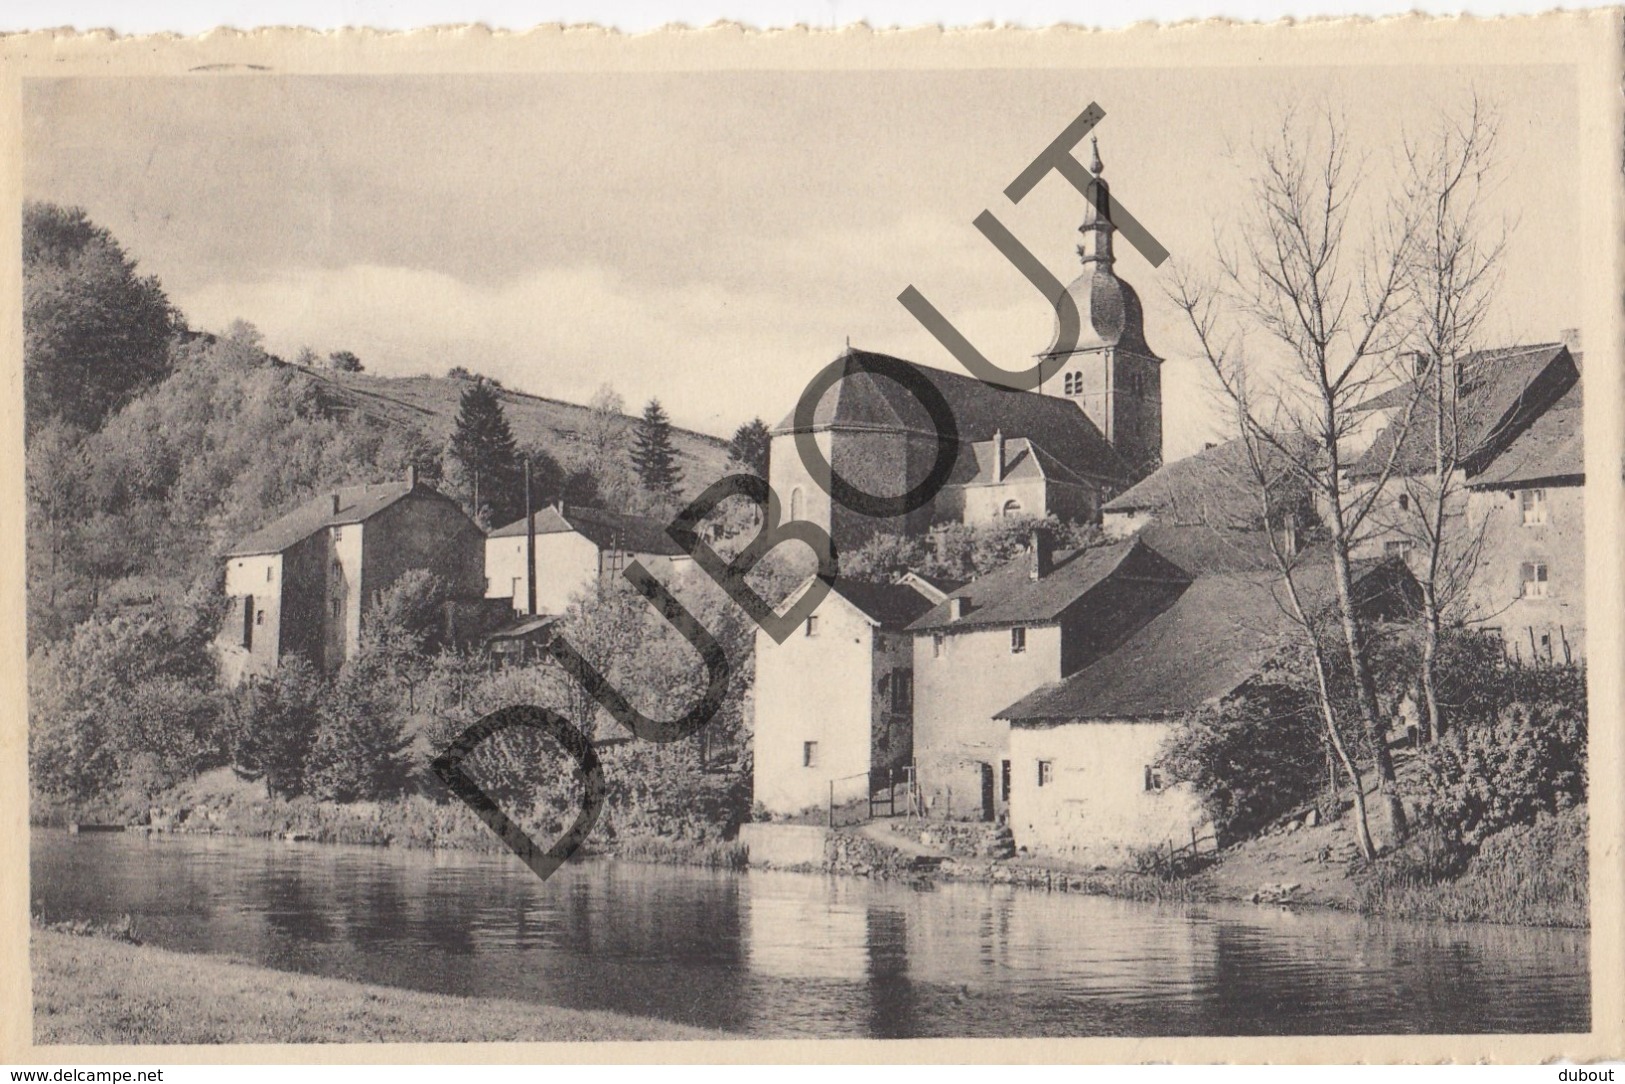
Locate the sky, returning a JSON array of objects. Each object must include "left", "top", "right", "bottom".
[{"left": 23, "top": 65, "right": 1581, "bottom": 460}]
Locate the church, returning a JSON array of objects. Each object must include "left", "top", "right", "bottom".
[{"left": 768, "top": 140, "right": 1164, "bottom": 548}]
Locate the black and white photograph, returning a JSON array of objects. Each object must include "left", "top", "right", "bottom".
[{"left": 5, "top": 19, "right": 1620, "bottom": 1060}]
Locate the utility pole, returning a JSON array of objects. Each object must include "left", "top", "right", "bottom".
[{"left": 524, "top": 458, "right": 538, "bottom": 617}]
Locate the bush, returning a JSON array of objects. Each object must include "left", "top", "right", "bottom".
[
  {"left": 1157, "top": 685, "right": 1325, "bottom": 842},
  {"left": 1416, "top": 685, "right": 1586, "bottom": 851}
]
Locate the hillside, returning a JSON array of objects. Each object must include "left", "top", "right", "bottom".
[{"left": 299, "top": 365, "right": 735, "bottom": 496}]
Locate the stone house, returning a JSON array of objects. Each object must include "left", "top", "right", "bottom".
[
  {"left": 753, "top": 577, "right": 938, "bottom": 817},
  {"left": 485, "top": 503, "right": 694, "bottom": 616},
  {"left": 905, "top": 532, "right": 1191, "bottom": 821},
  {"left": 998, "top": 560, "right": 1418, "bottom": 864},
  {"left": 1344, "top": 340, "right": 1584, "bottom": 658},
  {"left": 218, "top": 468, "right": 485, "bottom": 683}
]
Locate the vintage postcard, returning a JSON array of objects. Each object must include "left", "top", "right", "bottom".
[{"left": 1, "top": 18, "right": 1621, "bottom": 1065}]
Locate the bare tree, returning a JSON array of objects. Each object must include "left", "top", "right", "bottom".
[
  {"left": 1169, "top": 108, "right": 1425, "bottom": 844},
  {"left": 1395, "top": 97, "right": 1508, "bottom": 743}
]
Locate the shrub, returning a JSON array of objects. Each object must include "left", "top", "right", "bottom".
[
  {"left": 1156, "top": 684, "right": 1325, "bottom": 842},
  {"left": 1416, "top": 682, "right": 1586, "bottom": 851}
]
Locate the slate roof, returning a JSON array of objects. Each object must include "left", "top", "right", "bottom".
[
  {"left": 1101, "top": 435, "right": 1316, "bottom": 524},
  {"left": 773, "top": 348, "right": 1133, "bottom": 486},
  {"left": 829, "top": 579, "right": 940, "bottom": 631},
  {"left": 998, "top": 559, "right": 1405, "bottom": 722},
  {"left": 490, "top": 505, "right": 686, "bottom": 556},
  {"left": 906, "top": 536, "right": 1191, "bottom": 633},
  {"left": 1469, "top": 380, "right": 1583, "bottom": 487},
  {"left": 226, "top": 481, "right": 419, "bottom": 558},
  {"left": 950, "top": 436, "right": 1096, "bottom": 489},
  {"left": 1348, "top": 344, "right": 1576, "bottom": 480}
]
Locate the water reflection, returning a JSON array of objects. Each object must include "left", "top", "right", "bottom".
[{"left": 31, "top": 830, "right": 1587, "bottom": 1038}]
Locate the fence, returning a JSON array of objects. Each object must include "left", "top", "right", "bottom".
[
  {"left": 1143, "top": 825, "right": 1220, "bottom": 875},
  {"left": 822, "top": 765, "right": 923, "bottom": 828}
]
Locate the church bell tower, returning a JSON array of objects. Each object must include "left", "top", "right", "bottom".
[{"left": 1035, "top": 138, "right": 1163, "bottom": 480}]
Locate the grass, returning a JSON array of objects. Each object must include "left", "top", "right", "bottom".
[
  {"left": 31, "top": 927, "right": 721, "bottom": 1044},
  {"left": 1354, "top": 807, "right": 1589, "bottom": 928},
  {"left": 610, "top": 835, "right": 748, "bottom": 869}
]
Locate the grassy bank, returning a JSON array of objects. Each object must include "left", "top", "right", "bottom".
[
  {"left": 1353, "top": 808, "right": 1588, "bottom": 927},
  {"left": 32, "top": 928, "right": 718, "bottom": 1044},
  {"left": 34, "top": 768, "right": 742, "bottom": 871}
]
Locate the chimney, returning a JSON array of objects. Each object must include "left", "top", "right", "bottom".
[
  {"left": 948, "top": 597, "right": 969, "bottom": 621},
  {"left": 992, "top": 429, "right": 1005, "bottom": 483},
  {"left": 1403, "top": 350, "right": 1431, "bottom": 378},
  {"left": 1028, "top": 527, "right": 1055, "bottom": 581},
  {"left": 406, "top": 464, "right": 418, "bottom": 489},
  {"left": 1560, "top": 328, "right": 1581, "bottom": 353},
  {"left": 330, "top": 492, "right": 341, "bottom": 515}
]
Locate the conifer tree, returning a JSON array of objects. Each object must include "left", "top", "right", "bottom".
[
  {"left": 630, "top": 398, "right": 682, "bottom": 497},
  {"left": 447, "top": 379, "right": 521, "bottom": 525}
]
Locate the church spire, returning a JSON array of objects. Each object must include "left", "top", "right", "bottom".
[{"left": 1078, "top": 136, "right": 1115, "bottom": 268}]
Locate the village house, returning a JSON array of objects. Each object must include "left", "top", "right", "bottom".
[
  {"left": 996, "top": 560, "right": 1416, "bottom": 864},
  {"left": 768, "top": 143, "right": 1159, "bottom": 549},
  {"left": 905, "top": 532, "right": 1192, "bottom": 821},
  {"left": 753, "top": 576, "right": 938, "bottom": 817},
  {"left": 217, "top": 467, "right": 486, "bottom": 683},
  {"left": 1344, "top": 339, "right": 1584, "bottom": 659},
  {"left": 484, "top": 503, "right": 694, "bottom": 616}
]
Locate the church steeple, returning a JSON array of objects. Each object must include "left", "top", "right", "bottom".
[{"left": 1078, "top": 136, "right": 1115, "bottom": 268}]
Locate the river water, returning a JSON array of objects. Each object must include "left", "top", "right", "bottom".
[{"left": 30, "top": 829, "right": 1588, "bottom": 1038}]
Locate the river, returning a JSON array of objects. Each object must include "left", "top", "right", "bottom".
[{"left": 30, "top": 829, "right": 1588, "bottom": 1038}]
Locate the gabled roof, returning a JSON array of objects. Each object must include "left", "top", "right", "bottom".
[
  {"left": 773, "top": 348, "right": 1133, "bottom": 485},
  {"left": 1101, "top": 435, "right": 1315, "bottom": 524},
  {"left": 906, "top": 536, "right": 1191, "bottom": 633},
  {"left": 896, "top": 571, "right": 963, "bottom": 603},
  {"left": 998, "top": 559, "right": 1410, "bottom": 723},
  {"left": 226, "top": 481, "right": 421, "bottom": 558},
  {"left": 1348, "top": 344, "right": 1576, "bottom": 480},
  {"left": 950, "top": 436, "right": 1097, "bottom": 490},
  {"left": 490, "top": 504, "right": 686, "bottom": 556},
  {"left": 1469, "top": 380, "right": 1583, "bottom": 488},
  {"left": 830, "top": 579, "right": 940, "bottom": 631}
]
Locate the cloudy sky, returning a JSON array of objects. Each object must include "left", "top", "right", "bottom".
[{"left": 24, "top": 65, "right": 1579, "bottom": 460}]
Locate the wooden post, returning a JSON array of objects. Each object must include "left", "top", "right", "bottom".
[{"left": 828, "top": 780, "right": 834, "bottom": 828}]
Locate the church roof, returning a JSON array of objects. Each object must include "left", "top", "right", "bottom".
[
  {"left": 773, "top": 348, "right": 1133, "bottom": 485},
  {"left": 1102, "top": 434, "right": 1316, "bottom": 524}
]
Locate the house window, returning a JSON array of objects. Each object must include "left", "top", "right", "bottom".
[
  {"left": 1539, "top": 632, "right": 1554, "bottom": 661},
  {"left": 1144, "top": 765, "right": 1165, "bottom": 792},
  {"left": 1384, "top": 540, "right": 1414, "bottom": 557},
  {"left": 266, "top": 566, "right": 274, "bottom": 582},
  {"left": 789, "top": 487, "right": 805, "bottom": 522},
  {"left": 1521, "top": 562, "right": 1549, "bottom": 599},
  {"left": 932, "top": 633, "right": 945, "bottom": 659},
  {"left": 331, "top": 597, "right": 343, "bottom": 619},
  {"left": 1000, "top": 759, "right": 1011, "bottom": 802},
  {"left": 891, "top": 669, "right": 913, "bottom": 713},
  {"left": 255, "top": 609, "right": 265, "bottom": 626},
  {"left": 1061, "top": 372, "right": 1077, "bottom": 395},
  {"left": 1010, "top": 626, "right": 1027, "bottom": 653},
  {"left": 804, "top": 615, "right": 819, "bottom": 637},
  {"left": 1520, "top": 488, "right": 1548, "bottom": 525},
  {"left": 1037, "top": 760, "right": 1054, "bottom": 787},
  {"left": 803, "top": 741, "right": 818, "bottom": 768},
  {"left": 1397, "top": 493, "right": 1410, "bottom": 512}
]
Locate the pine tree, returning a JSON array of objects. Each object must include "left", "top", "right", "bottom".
[
  {"left": 728, "top": 417, "right": 772, "bottom": 476},
  {"left": 447, "top": 379, "right": 521, "bottom": 525},
  {"left": 630, "top": 398, "right": 682, "bottom": 497}
]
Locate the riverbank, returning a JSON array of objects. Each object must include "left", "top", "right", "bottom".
[{"left": 31, "top": 928, "right": 718, "bottom": 1044}]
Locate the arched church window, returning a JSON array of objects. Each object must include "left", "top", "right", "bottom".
[
  {"left": 789, "top": 486, "right": 805, "bottom": 522},
  {"left": 1001, "top": 499, "right": 1023, "bottom": 517}
]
